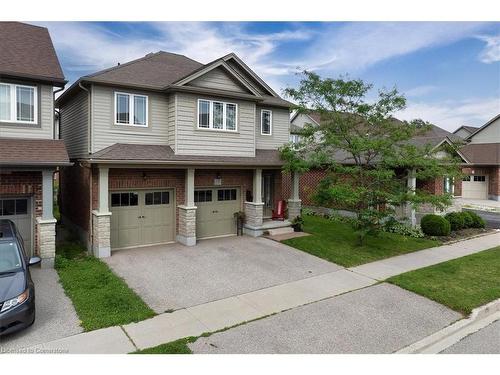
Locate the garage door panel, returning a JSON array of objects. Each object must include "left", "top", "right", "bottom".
[
  {"left": 0, "top": 197, "right": 33, "bottom": 256},
  {"left": 462, "top": 175, "right": 488, "bottom": 199},
  {"left": 196, "top": 188, "right": 240, "bottom": 239}
]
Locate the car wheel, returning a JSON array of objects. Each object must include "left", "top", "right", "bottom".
[{"left": 28, "top": 309, "right": 36, "bottom": 327}]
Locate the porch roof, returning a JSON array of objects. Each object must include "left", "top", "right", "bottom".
[{"left": 0, "top": 138, "right": 71, "bottom": 167}]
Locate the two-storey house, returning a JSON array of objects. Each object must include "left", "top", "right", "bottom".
[
  {"left": 57, "top": 51, "right": 299, "bottom": 257},
  {"left": 458, "top": 114, "right": 500, "bottom": 201},
  {"left": 0, "top": 22, "right": 70, "bottom": 268}
]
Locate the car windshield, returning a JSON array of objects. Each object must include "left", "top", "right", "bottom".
[{"left": 0, "top": 242, "right": 22, "bottom": 273}]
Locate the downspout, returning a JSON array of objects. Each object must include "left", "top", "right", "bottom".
[
  {"left": 78, "top": 82, "right": 92, "bottom": 154},
  {"left": 53, "top": 86, "right": 65, "bottom": 140}
]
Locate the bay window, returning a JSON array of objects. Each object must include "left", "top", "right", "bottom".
[
  {"left": 0, "top": 82, "right": 37, "bottom": 124},
  {"left": 197, "top": 99, "right": 238, "bottom": 131},
  {"left": 115, "top": 92, "right": 148, "bottom": 126}
]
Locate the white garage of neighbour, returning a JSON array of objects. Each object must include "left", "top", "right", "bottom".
[{"left": 462, "top": 175, "right": 488, "bottom": 199}]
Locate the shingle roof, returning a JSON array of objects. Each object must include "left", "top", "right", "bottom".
[
  {"left": 88, "top": 143, "right": 283, "bottom": 167},
  {"left": 460, "top": 143, "right": 500, "bottom": 165},
  {"left": 85, "top": 51, "right": 203, "bottom": 89},
  {"left": 0, "top": 138, "right": 71, "bottom": 166},
  {"left": 0, "top": 22, "right": 65, "bottom": 85}
]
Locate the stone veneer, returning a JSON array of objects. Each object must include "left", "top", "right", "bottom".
[
  {"left": 287, "top": 199, "right": 302, "bottom": 219},
  {"left": 244, "top": 201, "right": 264, "bottom": 228},
  {"left": 37, "top": 217, "right": 56, "bottom": 268},
  {"left": 92, "top": 211, "right": 111, "bottom": 258},
  {"left": 177, "top": 205, "right": 197, "bottom": 246}
]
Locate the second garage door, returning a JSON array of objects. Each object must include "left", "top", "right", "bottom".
[
  {"left": 0, "top": 197, "right": 33, "bottom": 256},
  {"left": 462, "top": 175, "right": 488, "bottom": 199},
  {"left": 195, "top": 187, "right": 240, "bottom": 239},
  {"left": 110, "top": 189, "right": 175, "bottom": 250}
]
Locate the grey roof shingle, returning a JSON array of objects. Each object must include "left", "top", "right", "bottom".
[
  {"left": 0, "top": 138, "right": 71, "bottom": 166},
  {"left": 460, "top": 143, "right": 500, "bottom": 165},
  {"left": 89, "top": 143, "right": 284, "bottom": 167},
  {"left": 0, "top": 22, "right": 65, "bottom": 85}
]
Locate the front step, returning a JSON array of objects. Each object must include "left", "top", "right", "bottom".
[{"left": 267, "top": 226, "right": 295, "bottom": 236}]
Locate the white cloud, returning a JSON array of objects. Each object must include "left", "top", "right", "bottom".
[
  {"left": 404, "top": 85, "right": 438, "bottom": 97},
  {"left": 397, "top": 97, "right": 500, "bottom": 131},
  {"left": 292, "top": 22, "right": 488, "bottom": 73},
  {"left": 477, "top": 34, "right": 500, "bottom": 63}
]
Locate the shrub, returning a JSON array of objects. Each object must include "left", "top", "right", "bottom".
[
  {"left": 445, "top": 212, "right": 465, "bottom": 231},
  {"left": 301, "top": 208, "right": 316, "bottom": 216},
  {"left": 383, "top": 219, "right": 424, "bottom": 238},
  {"left": 466, "top": 211, "right": 486, "bottom": 228},
  {"left": 460, "top": 211, "right": 474, "bottom": 228},
  {"left": 420, "top": 214, "right": 451, "bottom": 236}
]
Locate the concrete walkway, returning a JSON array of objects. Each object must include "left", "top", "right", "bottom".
[
  {"left": 23, "top": 231, "right": 500, "bottom": 353},
  {"left": 349, "top": 231, "right": 500, "bottom": 280}
]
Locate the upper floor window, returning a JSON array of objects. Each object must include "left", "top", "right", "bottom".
[
  {"left": 289, "top": 134, "right": 301, "bottom": 144},
  {"left": 261, "top": 109, "right": 272, "bottom": 135},
  {"left": 115, "top": 92, "right": 148, "bottom": 127},
  {"left": 0, "top": 83, "right": 37, "bottom": 124},
  {"left": 197, "top": 99, "right": 237, "bottom": 132}
]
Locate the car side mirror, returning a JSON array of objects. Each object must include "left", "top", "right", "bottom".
[{"left": 28, "top": 256, "right": 41, "bottom": 266}]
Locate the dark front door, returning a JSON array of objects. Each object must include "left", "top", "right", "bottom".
[{"left": 262, "top": 173, "right": 274, "bottom": 217}]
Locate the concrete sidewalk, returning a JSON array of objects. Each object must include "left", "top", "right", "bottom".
[
  {"left": 23, "top": 231, "right": 500, "bottom": 353},
  {"left": 349, "top": 231, "right": 500, "bottom": 280}
]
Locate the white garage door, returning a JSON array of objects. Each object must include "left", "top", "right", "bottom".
[
  {"left": 110, "top": 189, "right": 175, "bottom": 250},
  {"left": 462, "top": 175, "right": 488, "bottom": 199},
  {"left": 0, "top": 197, "right": 33, "bottom": 256}
]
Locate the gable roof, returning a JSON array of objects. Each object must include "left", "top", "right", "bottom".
[
  {"left": 460, "top": 143, "right": 500, "bottom": 165},
  {"left": 466, "top": 113, "right": 500, "bottom": 140},
  {"left": 0, "top": 22, "right": 65, "bottom": 86},
  {"left": 57, "top": 51, "right": 292, "bottom": 108},
  {"left": 453, "top": 125, "right": 478, "bottom": 136}
]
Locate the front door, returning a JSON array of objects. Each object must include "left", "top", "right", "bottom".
[{"left": 262, "top": 173, "right": 274, "bottom": 217}]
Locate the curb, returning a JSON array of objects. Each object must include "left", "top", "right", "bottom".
[{"left": 396, "top": 298, "right": 500, "bottom": 354}]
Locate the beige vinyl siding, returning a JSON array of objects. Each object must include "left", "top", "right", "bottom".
[
  {"left": 226, "top": 60, "right": 267, "bottom": 95},
  {"left": 291, "top": 113, "right": 317, "bottom": 129},
  {"left": 175, "top": 93, "right": 256, "bottom": 156},
  {"left": 0, "top": 84, "right": 54, "bottom": 139},
  {"left": 255, "top": 106, "right": 290, "bottom": 150},
  {"left": 167, "top": 94, "right": 176, "bottom": 148},
  {"left": 91, "top": 84, "right": 169, "bottom": 154},
  {"left": 469, "top": 118, "right": 500, "bottom": 144},
  {"left": 59, "top": 89, "right": 89, "bottom": 159},
  {"left": 187, "top": 67, "right": 250, "bottom": 94},
  {"left": 454, "top": 128, "right": 472, "bottom": 139}
]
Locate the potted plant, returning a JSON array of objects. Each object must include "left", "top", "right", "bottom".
[
  {"left": 291, "top": 215, "right": 304, "bottom": 232},
  {"left": 234, "top": 211, "right": 246, "bottom": 236}
]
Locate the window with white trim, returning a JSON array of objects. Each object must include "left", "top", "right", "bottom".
[
  {"left": 197, "top": 99, "right": 237, "bottom": 131},
  {"left": 114, "top": 92, "right": 148, "bottom": 126},
  {"left": 289, "top": 134, "right": 300, "bottom": 144},
  {"left": 0, "top": 82, "right": 37, "bottom": 124},
  {"left": 261, "top": 109, "right": 272, "bottom": 135}
]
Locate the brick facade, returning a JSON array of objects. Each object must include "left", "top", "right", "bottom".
[
  {"left": 460, "top": 166, "right": 500, "bottom": 199},
  {"left": 0, "top": 171, "right": 43, "bottom": 255},
  {"left": 282, "top": 168, "right": 327, "bottom": 206},
  {"left": 417, "top": 177, "right": 444, "bottom": 195}
]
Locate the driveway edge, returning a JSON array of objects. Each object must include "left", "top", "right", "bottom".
[{"left": 396, "top": 298, "right": 500, "bottom": 354}]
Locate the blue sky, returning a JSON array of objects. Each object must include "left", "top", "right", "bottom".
[{"left": 38, "top": 21, "right": 500, "bottom": 131}]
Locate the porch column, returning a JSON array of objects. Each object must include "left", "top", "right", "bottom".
[
  {"left": 177, "top": 168, "right": 197, "bottom": 246},
  {"left": 37, "top": 169, "right": 57, "bottom": 268},
  {"left": 244, "top": 168, "right": 264, "bottom": 235},
  {"left": 92, "top": 166, "right": 111, "bottom": 258},
  {"left": 407, "top": 169, "right": 417, "bottom": 227},
  {"left": 287, "top": 171, "right": 302, "bottom": 220}
]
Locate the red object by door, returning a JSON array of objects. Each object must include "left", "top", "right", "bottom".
[{"left": 272, "top": 200, "right": 286, "bottom": 221}]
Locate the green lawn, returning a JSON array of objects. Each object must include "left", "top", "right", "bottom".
[
  {"left": 55, "top": 242, "right": 155, "bottom": 331},
  {"left": 133, "top": 337, "right": 195, "bottom": 354},
  {"left": 282, "top": 215, "right": 439, "bottom": 267},
  {"left": 388, "top": 247, "right": 500, "bottom": 315}
]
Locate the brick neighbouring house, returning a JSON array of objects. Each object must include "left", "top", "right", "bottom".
[
  {"left": 57, "top": 51, "right": 298, "bottom": 258},
  {"left": 0, "top": 23, "right": 70, "bottom": 268}
]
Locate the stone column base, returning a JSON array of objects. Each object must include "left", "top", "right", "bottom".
[
  {"left": 37, "top": 217, "right": 57, "bottom": 268},
  {"left": 92, "top": 211, "right": 111, "bottom": 258},
  {"left": 287, "top": 199, "right": 302, "bottom": 220},
  {"left": 244, "top": 201, "right": 264, "bottom": 228},
  {"left": 177, "top": 205, "right": 197, "bottom": 246}
]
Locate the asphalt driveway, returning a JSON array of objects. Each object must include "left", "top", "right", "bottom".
[
  {"left": 103, "top": 236, "right": 341, "bottom": 313},
  {"left": 189, "top": 283, "right": 462, "bottom": 354},
  {"left": 0, "top": 267, "right": 82, "bottom": 352}
]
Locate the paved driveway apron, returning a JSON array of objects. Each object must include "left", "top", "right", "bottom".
[
  {"left": 189, "top": 283, "right": 462, "bottom": 354},
  {"left": 0, "top": 267, "right": 82, "bottom": 352},
  {"left": 103, "top": 236, "right": 341, "bottom": 313}
]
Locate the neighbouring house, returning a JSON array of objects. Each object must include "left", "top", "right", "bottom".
[
  {"left": 457, "top": 114, "right": 500, "bottom": 201},
  {"left": 57, "top": 51, "right": 298, "bottom": 257},
  {"left": 0, "top": 22, "right": 70, "bottom": 267},
  {"left": 285, "top": 111, "right": 470, "bottom": 221},
  {"left": 453, "top": 125, "right": 478, "bottom": 139}
]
